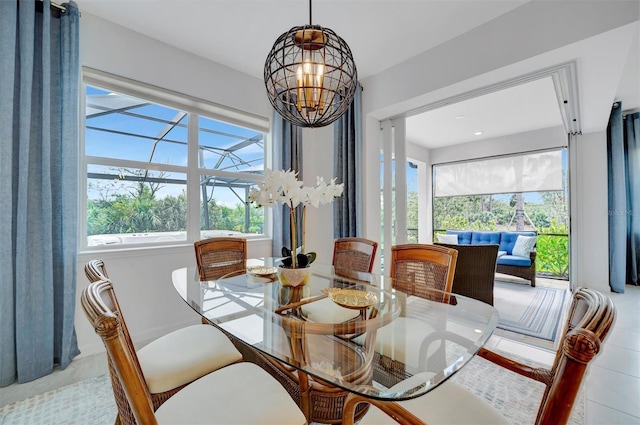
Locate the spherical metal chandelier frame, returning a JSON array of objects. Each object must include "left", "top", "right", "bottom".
[{"left": 264, "top": 20, "right": 357, "bottom": 128}]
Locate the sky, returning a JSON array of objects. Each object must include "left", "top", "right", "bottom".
[{"left": 85, "top": 86, "right": 264, "bottom": 206}]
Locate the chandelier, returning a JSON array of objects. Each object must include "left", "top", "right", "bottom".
[{"left": 264, "top": 0, "right": 358, "bottom": 128}]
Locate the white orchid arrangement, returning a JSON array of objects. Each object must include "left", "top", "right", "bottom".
[{"left": 249, "top": 169, "right": 344, "bottom": 268}]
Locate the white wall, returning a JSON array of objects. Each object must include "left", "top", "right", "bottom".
[
  {"left": 569, "top": 131, "right": 610, "bottom": 293},
  {"left": 300, "top": 126, "right": 336, "bottom": 264},
  {"left": 428, "top": 126, "right": 567, "bottom": 165}
]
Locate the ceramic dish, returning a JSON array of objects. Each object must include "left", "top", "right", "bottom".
[
  {"left": 247, "top": 265, "right": 278, "bottom": 277},
  {"left": 321, "top": 288, "right": 378, "bottom": 309}
]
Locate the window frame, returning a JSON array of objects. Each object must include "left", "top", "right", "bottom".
[{"left": 80, "top": 67, "right": 271, "bottom": 251}]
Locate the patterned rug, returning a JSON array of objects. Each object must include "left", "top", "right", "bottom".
[
  {"left": 0, "top": 374, "right": 116, "bottom": 425},
  {"left": 494, "top": 280, "right": 568, "bottom": 341},
  {"left": 0, "top": 356, "right": 583, "bottom": 425}
]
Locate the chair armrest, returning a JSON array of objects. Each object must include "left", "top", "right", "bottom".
[
  {"left": 342, "top": 392, "right": 425, "bottom": 425},
  {"left": 477, "top": 347, "right": 552, "bottom": 385}
]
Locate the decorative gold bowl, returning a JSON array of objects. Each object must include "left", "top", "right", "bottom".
[
  {"left": 247, "top": 266, "right": 278, "bottom": 277},
  {"left": 321, "top": 288, "right": 378, "bottom": 309}
]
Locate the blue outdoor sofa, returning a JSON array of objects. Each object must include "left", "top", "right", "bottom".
[{"left": 442, "top": 230, "right": 537, "bottom": 286}]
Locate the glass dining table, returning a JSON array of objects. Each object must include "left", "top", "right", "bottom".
[{"left": 172, "top": 258, "right": 499, "bottom": 424}]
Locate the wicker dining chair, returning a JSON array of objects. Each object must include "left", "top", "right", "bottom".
[
  {"left": 193, "top": 237, "right": 247, "bottom": 281},
  {"left": 84, "top": 259, "right": 243, "bottom": 425},
  {"left": 81, "top": 278, "right": 306, "bottom": 425},
  {"left": 302, "top": 237, "right": 379, "bottom": 324},
  {"left": 356, "top": 244, "right": 458, "bottom": 387},
  {"left": 343, "top": 287, "right": 616, "bottom": 425},
  {"left": 390, "top": 243, "right": 458, "bottom": 302},
  {"left": 332, "top": 237, "right": 378, "bottom": 274}
]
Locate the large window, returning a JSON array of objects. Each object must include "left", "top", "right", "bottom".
[
  {"left": 432, "top": 148, "right": 570, "bottom": 279},
  {"left": 82, "top": 70, "right": 268, "bottom": 248}
]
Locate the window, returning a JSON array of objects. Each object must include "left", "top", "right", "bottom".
[{"left": 82, "top": 69, "right": 268, "bottom": 248}]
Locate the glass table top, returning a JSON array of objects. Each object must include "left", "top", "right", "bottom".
[{"left": 172, "top": 259, "right": 499, "bottom": 401}]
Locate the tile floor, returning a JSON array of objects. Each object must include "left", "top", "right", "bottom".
[{"left": 1, "top": 282, "right": 639, "bottom": 424}]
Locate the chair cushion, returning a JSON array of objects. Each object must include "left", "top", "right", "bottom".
[
  {"left": 496, "top": 254, "right": 532, "bottom": 267},
  {"left": 155, "top": 362, "right": 306, "bottom": 424},
  {"left": 498, "top": 231, "right": 536, "bottom": 254},
  {"left": 446, "top": 230, "right": 472, "bottom": 244},
  {"left": 301, "top": 297, "right": 362, "bottom": 323},
  {"left": 360, "top": 379, "right": 509, "bottom": 425},
  {"left": 137, "top": 324, "right": 243, "bottom": 394},
  {"left": 470, "top": 231, "right": 501, "bottom": 245}
]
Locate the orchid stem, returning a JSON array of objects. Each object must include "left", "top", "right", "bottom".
[{"left": 289, "top": 202, "right": 297, "bottom": 269}]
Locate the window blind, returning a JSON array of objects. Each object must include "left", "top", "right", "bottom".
[{"left": 434, "top": 150, "right": 564, "bottom": 197}]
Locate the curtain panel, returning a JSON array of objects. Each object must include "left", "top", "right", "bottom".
[
  {"left": 271, "top": 109, "right": 303, "bottom": 255},
  {"left": 333, "top": 84, "right": 363, "bottom": 238},
  {"left": 607, "top": 103, "right": 640, "bottom": 292},
  {"left": 0, "top": 0, "right": 80, "bottom": 386}
]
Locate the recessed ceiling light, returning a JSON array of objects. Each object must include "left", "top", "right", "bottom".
[
  {"left": 474, "top": 131, "right": 483, "bottom": 136},
  {"left": 455, "top": 115, "right": 464, "bottom": 120}
]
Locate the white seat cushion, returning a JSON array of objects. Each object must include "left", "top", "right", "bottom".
[
  {"left": 301, "top": 297, "right": 362, "bottom": 323},
  {"left": 155, "top": 362, "right": 306, "bottom": 424},
  {"left": 360, "top": 379, "right": 509, "bottom": 425},
  {"left": 137, "top": 324, "right": 242, "bottom": 394}
]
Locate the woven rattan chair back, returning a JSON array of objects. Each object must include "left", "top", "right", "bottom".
[
  {"left": 333, "top": 237, "right": 378, "bottom": 273},
  {"left": 194, "top": 237, "right": 247, "bottom": 281},
  {"left": 390, "top": 244, "right": 458, "bottom": 302},
  {"left": 84, "top": 259, "right": 141, "bottom": 425},
  {"left": 82, "top": 279, "right": 158, "bottom": 425}
]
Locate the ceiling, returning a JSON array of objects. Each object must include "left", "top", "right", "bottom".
[{"left": 78, "top": 0, "right": 640, "bottom": 149}]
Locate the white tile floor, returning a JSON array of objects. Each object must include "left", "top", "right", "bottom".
[{"left": 2, "top": 283, "right": 639, "bottom": 424}]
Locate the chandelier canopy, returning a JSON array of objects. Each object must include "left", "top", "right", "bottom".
[{"left": 264, "top": 2, "right": 357, "bottom": 128}]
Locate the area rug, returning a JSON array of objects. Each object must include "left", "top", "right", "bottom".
[
  {"left": 494, "top": 280, "right": 568, "bottom": 341},
  {"left": 0, "top": 374, "right": 116, "bottom": 425},
  {"left": 0, "top": 357, "right": 583, "bottom": 425}
]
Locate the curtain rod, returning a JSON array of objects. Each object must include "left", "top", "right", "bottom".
[
  {"left": 45, "top": 1, "right": 81, "bottom": 16},
  {"left": 50, "top": 2, "right": 66, "bottom": 12}
]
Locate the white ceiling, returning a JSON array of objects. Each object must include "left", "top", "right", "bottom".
[{"left": 78, "top": 0, "right": 639, "bottom": 149}]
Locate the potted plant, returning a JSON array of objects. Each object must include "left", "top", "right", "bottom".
[{"left": 249, "top": 169, "right": 343, "bottom": 285}]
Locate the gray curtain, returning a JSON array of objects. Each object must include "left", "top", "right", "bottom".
[
  {"left": 334, "top": 84, "right": 363, "bottom": 238},
  {"left": 607, "top": 103, "right": 640, "bottom": 293},
  {"left": 0, "top": 0, "right": 80, "bottom": 386},
  {"left": 272, "top": 109, "right": 303, "bottom": 255}
]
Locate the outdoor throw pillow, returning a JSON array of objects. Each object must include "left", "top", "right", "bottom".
[
  {"left": 512, "top": 235, "right": 536, "bottom": 257},
  {"left": 437, "top": 234, "right": 458, "bottom": 244}
]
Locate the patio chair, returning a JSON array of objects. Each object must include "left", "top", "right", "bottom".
[
  {"left": 84, "top": 259, "right": 243, "bottom": 425},
  {"left": 435, "top": 243, "right": 500, "bottom": 305},
  {"left": 342, "top": 287, "right": 616, "bottom": 425},
  {"left": 81, "top": 278, "right": 305, "bottom": 425},
  {"left": 194, "top": 237, "right": 247, "bottom": 281}
]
